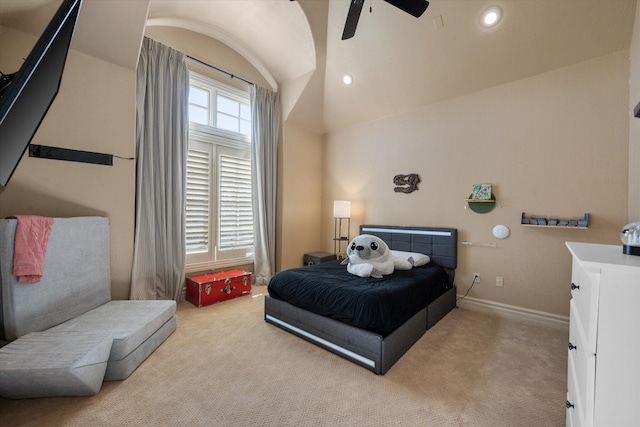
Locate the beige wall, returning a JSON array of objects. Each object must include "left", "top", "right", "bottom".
[
  {"left": 630, "top": 6, "right": 640, "bottom": 221},
  {"left": 1, "top": 12, "right": 635, "bottom": 313},
  {"left": 143, "top": 26, "right": 271, "bottom": 92},
  {"left": 277, "top": 123, "right": 324, "bottom": 270},
  {"left": 0, "top": 26, "right": 136, "bottom": 300},
  {"left": 322, "top": 52, "right": 630, "bottom": 317}
]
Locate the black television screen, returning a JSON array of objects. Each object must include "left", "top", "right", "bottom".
[{"left": 0, "top": 0, "right": 82, "bottom": 194}]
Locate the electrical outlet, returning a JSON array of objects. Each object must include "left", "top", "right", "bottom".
[
  {"left": 473, "top": 273, "right": 480, "bottom": 283},
  {"left": 496, "top": 276, "right": 504, "bottom": 287}
]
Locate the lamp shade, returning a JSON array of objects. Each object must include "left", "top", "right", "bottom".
[{"left": 333, "top": 200, "right": 351, "bottom": 218}]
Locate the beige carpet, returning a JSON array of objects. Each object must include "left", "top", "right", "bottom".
[{"left": 0, "top": 287, "right": 568, "bottom": 426}]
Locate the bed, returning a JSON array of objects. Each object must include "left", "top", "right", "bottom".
[{"left": 264, "top": 225, "right": 457, "bottom": 374}]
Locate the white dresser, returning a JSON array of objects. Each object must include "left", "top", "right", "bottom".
[{"left": 565, "top": 242, "right": 640, "bottom": 427}]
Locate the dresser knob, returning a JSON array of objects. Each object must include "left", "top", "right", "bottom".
[
  {"left": 568, "top": 342, "right": 577, "bottom": 351},
  {"left": 571, "top": 283, "right": 580, "bottom": 290},
  {"left": 566, "top": 400, "right": 575, "bottom": 409}
]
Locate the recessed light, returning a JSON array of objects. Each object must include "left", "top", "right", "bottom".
[
  {"left": 480, "top": 6, "right": 502, "bottom": 28},
  {"left": 342, "top": 74, "right": 353, "bottom": 85}
]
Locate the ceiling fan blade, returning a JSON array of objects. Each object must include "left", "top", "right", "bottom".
[
  {"left": 342, "top": 0, "right": 365, "bottom": 40},
  {"left": 383, "top": 0, "right": 429, "bottom": 18}
]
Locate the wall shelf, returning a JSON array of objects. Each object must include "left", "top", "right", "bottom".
[
  {"left": 465, "top": 194, "right": 496, "bottom": 213},
  {"left": 521, "top": 212, "right": 589, "bottom": 229}
]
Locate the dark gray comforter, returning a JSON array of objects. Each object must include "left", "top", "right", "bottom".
[{"left": 267, "top": 260, "right": 450, "bottom": 335}]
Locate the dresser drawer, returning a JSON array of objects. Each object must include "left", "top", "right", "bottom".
[
  {"left": 568, "top": 301, "right": 596, "bottom": 426},
  {"left": 570, "top": 258, "right": 600, "bottom": 353},
  {"left": 566, "top": 392, "right": 576, "bottom": 427},
  {"left": 567, "top": 351, "right": 586, "bottom": 427}
]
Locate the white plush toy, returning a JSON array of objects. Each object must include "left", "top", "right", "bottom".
[{"left": 341, "top": 234, "right": 414, "bottom": 278}]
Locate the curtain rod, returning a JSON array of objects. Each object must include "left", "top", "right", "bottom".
[{"left": 187, "top": 55, "right": 254, "bottom": 86}]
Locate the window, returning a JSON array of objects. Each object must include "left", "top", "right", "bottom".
[
  {"left": 188, "top": 86, "right": 209, "bottom": 125},
  {"left": 217, "top": 95, "right": 251, "bottom": 135},
  {"left": 186, "top": 72, "right": 253, "bottom": 271}
]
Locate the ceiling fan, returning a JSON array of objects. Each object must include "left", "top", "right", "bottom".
[{"left": 342, "top": 0, "right": 430, "bottom": 40}]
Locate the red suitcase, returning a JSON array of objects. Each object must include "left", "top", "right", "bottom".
[{"left": 186, "top": 269, "right": 252, "bottom": 307}]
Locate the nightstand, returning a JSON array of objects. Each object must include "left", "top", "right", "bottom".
[{"left": 303, "top": 252, "right": 336, "bottom": 266}]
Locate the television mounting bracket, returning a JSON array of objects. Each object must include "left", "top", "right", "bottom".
[{"left": 0, "top": 71, "right": 16, "bottom": 99}]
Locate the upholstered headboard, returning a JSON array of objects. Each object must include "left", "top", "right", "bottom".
[
  {"left": 0, "top": 217, "right": 111, "bottom": 341},
  {"left": 360, "top": 224, "right": 458, "bottom": 285}
]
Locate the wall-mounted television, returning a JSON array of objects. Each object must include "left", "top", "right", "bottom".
[{"left": 0, "top": 0, "right": 83, "bottom": 194}]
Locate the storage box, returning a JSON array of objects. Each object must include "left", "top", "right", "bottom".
[
  {"left": 303, "top": 252, "right": 336, "bottom": 266},
  {"left": 186, "top": 269, "right": 251, "bottom": 307}
]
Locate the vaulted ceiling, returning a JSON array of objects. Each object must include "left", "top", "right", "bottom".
[{"left": 1, "top": 0, "right": 637, "bottom": 134}]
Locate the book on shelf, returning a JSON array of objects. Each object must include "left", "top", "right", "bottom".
[{"left": 470, "top": 183, "right": 492, "bottom": 200}]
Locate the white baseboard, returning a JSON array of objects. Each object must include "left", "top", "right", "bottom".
[{"left": 455, "top": 295, "right": 569, "bottom": 331}]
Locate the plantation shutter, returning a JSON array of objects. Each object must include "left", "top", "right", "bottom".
[
  {"left": 218, "top": 154, "right": 253, "bottom": 250},
  {"left": 186, "top": 148, "right": 211, "bottom": 254},
  {"left": 186, "top": 72, "right": 253, "bottom": 270}
]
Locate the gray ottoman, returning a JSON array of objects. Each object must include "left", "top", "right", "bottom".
[{"left": 0, "top": 331, "right": 113, "bottom": 399}]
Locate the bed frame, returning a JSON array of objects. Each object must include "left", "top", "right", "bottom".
[{"left": 264, "top": 225, "right": 458, "bottom": 374}]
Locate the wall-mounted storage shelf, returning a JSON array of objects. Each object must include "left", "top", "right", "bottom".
[
  {"left": 521, "top": 212, "right": 589, "bottom": 229},
  {"left": 465, "top": 194, "right": 496, "bottom": 213}
]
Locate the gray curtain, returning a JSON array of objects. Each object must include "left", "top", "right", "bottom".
[
  {"left": 251, "top": 85, "right": 280, "bottom": 285},
  {"left": 131, "top": 38, "right": 188, "bottom": 301}
]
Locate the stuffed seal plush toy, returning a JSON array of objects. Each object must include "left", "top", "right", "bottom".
[{"left": 341, "top": 234, "right": 414, "bottom": 278}]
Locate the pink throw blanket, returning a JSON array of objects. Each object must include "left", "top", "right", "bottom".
[{"left": 9, "top": 215, "right": 54, "bottom": 283}]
